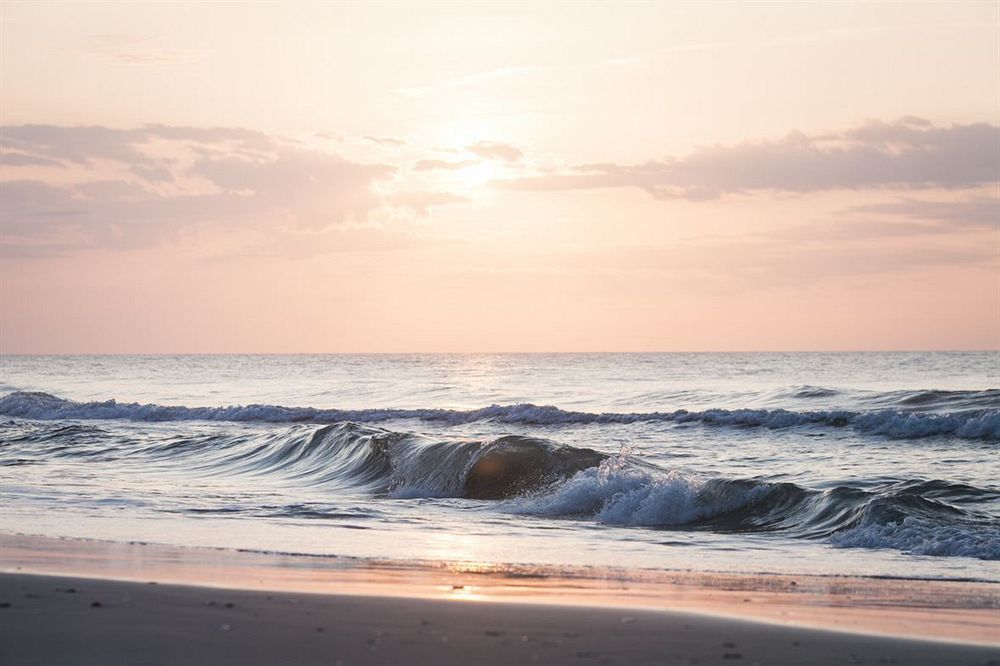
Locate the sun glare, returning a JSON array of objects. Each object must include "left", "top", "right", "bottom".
[
  {"left": 439, "top": 119, "right": 494, "bottom": 148},
  {"left": 454, "top": 161, "right": 499, "bottom": 188}
]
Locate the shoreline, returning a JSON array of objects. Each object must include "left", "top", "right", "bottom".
[{"left": 2, "top": 532, "right": 997, "bottom": 647}]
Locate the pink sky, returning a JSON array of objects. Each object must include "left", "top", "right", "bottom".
[{"left": 1, "top": 2, "right": 998, "bottom": 352}]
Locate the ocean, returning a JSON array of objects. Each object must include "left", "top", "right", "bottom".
[{"left": 1, "top": 352, "right": 997, "bottom": 582}]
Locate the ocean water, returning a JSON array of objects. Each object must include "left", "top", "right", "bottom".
[{"left": 1, "top": 353, "right": 998, "bottom": 581}]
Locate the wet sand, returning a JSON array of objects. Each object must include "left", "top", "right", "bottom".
[
  {"left": 1, "top": 533, "right": 998, "bottom": 665},
  {"left": 2, "top": 572, "right": 999, "bottom": 666}
]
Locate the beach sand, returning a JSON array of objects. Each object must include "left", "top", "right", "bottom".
[
  {"left": 1, "top": 534, "right": 998, "bottom": 665},
  {"left": 2, "top": 572, "right": 999, "bottom": 666}
]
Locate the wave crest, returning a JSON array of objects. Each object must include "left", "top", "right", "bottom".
[{"left": 2, "top": 391, "right": 998, "bottom": 440}]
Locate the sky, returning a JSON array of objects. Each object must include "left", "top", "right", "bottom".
[{"left": 1, "top": 1, "right": 998, "bottom": 353}]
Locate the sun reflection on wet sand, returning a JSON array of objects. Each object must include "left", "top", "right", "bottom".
[{"left": 2, "top": 533, "right": 997, "bottom": 644}]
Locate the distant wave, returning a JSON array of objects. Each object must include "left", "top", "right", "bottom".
[
  {"left": 2, "top": 391, "right": 999, "bottom": 440},
  {"left": 867, "top": 388, "right": 1000, "bottom": 411},
  {"left": 3, "top": 417, "right": 999, "bottom": 560}
]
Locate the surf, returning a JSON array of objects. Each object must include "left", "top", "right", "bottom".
[
  {"left": 3, "top": 417, "right": 998, "bottom": 560},
  {"left": 3, "top": 391, "right": 999, "bottom": 440}
]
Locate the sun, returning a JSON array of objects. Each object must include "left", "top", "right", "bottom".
[{"left": 454, "top": 161, "right": 500, "bottom": 188}]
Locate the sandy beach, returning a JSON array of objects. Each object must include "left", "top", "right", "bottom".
[
  {"left": 3, "top": 0, "right": 999, "bottom": 662},
  {"left": 1, "top": 534, "right": 998, "bottom": 665},
  {"left": 2, "top": 571, "right": 998, "bottom": 666}
]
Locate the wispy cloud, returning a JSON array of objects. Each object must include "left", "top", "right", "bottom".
[
  {"left": 467, "top": 141, "right": 522, "bottom": 162},
  {"left": 363, "top": 135, "right": 407, "bottom": 147},
  {"left": 498, "top": 118, "right": 1000, "bottom": 200},
  {"left": 838, "top": 196, "right": 999, "bottom": 230},
  {"left": 0, "top": 152, "right": 64, "bottom": 167}
]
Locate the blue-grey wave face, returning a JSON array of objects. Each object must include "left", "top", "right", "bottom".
[
  {"left": 3, "top": 415, "right": 998, "bottom": 561},
  {"left": 2, "top": 391, "right": 999, "bottom": 440}
]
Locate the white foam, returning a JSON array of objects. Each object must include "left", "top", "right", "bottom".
[
  {"left": 831, "top": 516, "right": 1000, "bottom": 560},
  {"left": 506, "top": 459, "right": 761, "bottom": 526}
]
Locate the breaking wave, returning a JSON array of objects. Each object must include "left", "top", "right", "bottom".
[
  {"left": 2, "top": 391, "right": 999, "bottom": 440},
  {"left": 506, "top": 459, "right": 1000, "bottom": 560}
]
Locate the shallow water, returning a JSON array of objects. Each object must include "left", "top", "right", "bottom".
[{"left": 1, "top": 353, "right": 997, "bottom": 581}]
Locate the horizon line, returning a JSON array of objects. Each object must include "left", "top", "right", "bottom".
[{"left": 2, "top": 349, "right": 997, "bottom": 356}]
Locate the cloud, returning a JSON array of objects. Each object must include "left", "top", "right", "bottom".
[
  {"left": 0, "top": 124, "right": 399, "bottom": 256},
  {"left": 713, "top": 194, "right": 998, "bottom": 260},
  {"left": 2, "top": 181, "right": 90, "bottom": 224},
  {"left": 389, "top": 191, "right": 470, "bottom": 216},
  {"left": 363, "top": 135, "right": 407, "bottom": 146},
  {"left": 838, "top": 196, "right": 999, "bottom": 230},
  {"left": 467, "top": 141, "right": 522, "bottom": 162},
  {"left": 0, "top": 152, "right": 64, "bottom": 167},
  {"left": 315, "top": 130, "right": 345, "bottom": 141},
  {"left": 2, "top": 125, "right": 156, "bottom": 166},
  {"left": 764, "top": 195, "right": 999, "bottom": 243},
  {"left": 413, "top": 158, "right": 478, "bottom": 171},
  {"left": 187, "top": 146, "right": 393, "bottom": 230},
  {"left": 498, "top": 118, "right": 1000, "bottom": 200}
]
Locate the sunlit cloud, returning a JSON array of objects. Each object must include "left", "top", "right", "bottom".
[
  {"left": 0, "top": 125, "right": 405, "bottom": 257},
  {"left": 466, "top": 141, "right": 522, "bottom": 162},
  {"left": 363, "top": 135, "right": 408, "bottom": 147}
]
